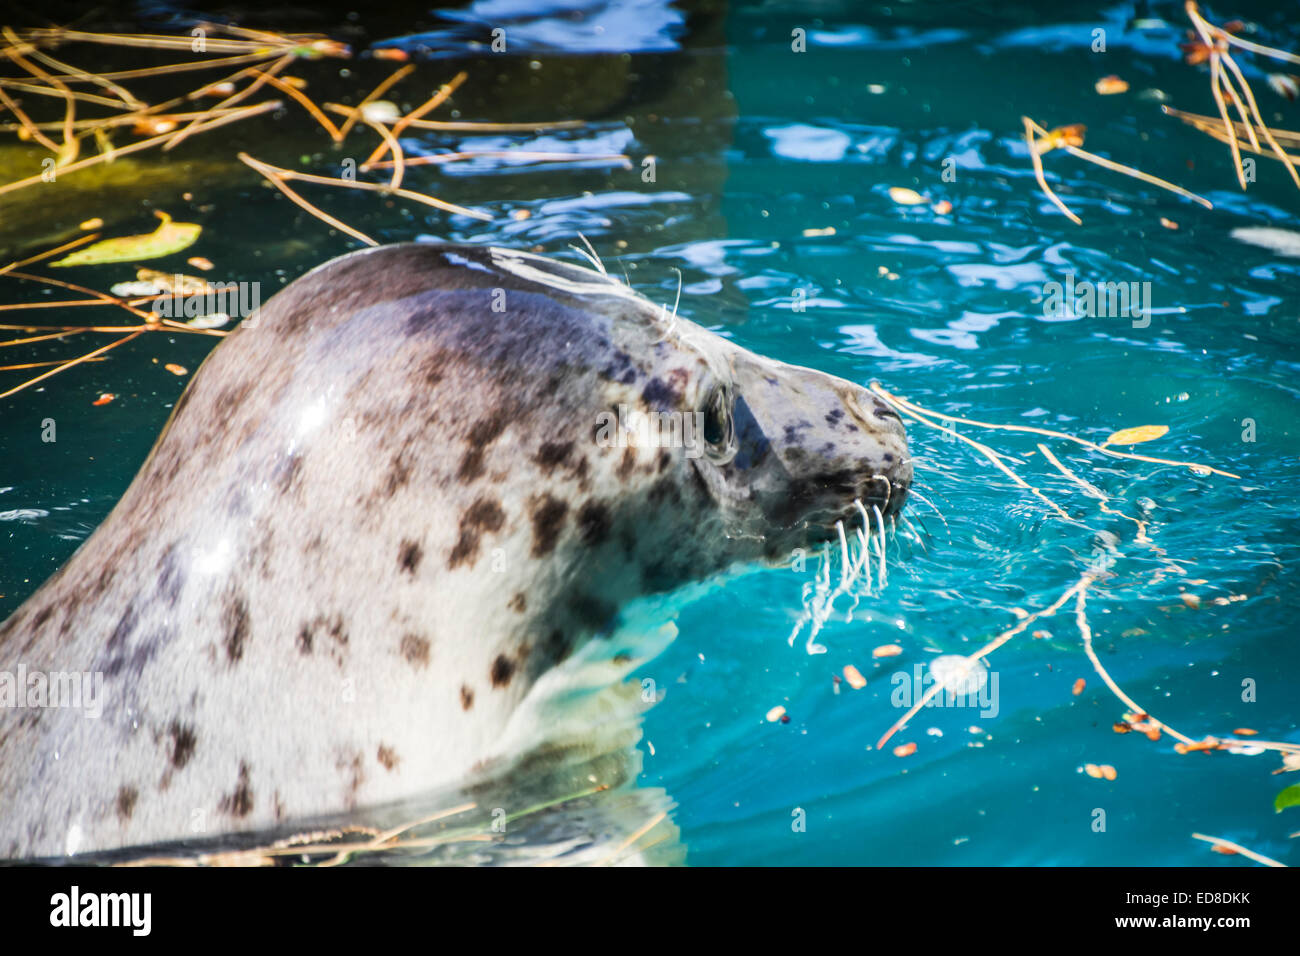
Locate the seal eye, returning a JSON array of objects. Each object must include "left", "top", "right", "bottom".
[{"left": 701, "top": 385, "right": 736, "bottom": 463}]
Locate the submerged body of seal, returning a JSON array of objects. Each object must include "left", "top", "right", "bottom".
[{"left": 0, "top": 243, "right": 910, "bottom": 859}]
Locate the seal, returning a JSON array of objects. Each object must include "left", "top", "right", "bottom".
[{"left": 0, "top": 242, "right": 910, "bottom": 859}]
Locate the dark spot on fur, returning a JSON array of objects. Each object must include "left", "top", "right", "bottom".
[
  {"left": 400, "top": 633, "right": 430, "bottom": 668},
  {"left": 509, "top": 592, "right": 527, "bottom": 613},
  {"left": 641, "top": 376, "right": 682, "bottom": 411},
  {"left": 377, "top": 744, "right": 400, "bottom": 771},
  {"left": 297, "top": 624, "right": 313, "bottom": 655},
  {"left": 540, "top": 628, "right": 572, "bottom": 666},
  {"left": 31, "top": 605, "right": 53, "bottom": 632},
  {"left": 618, "top": 446, "right": 637, "bottom": 480},
  {"left": 577, "top": 500, "right": 612, "bottom": 546},
  {"left": 275, "top": 453, "right": 303, "bottom": 494},
  {"left": 529, "top": 494, "right": 568, "bottom": 557},
  {"left": 456, "top": 411, "right": 510, "bottom": 483},
  {"left": 219, "top": 763, "right": 254, "bottom": 818},
  {"left": 170, "top": 722, "right": 197, "bottom": 769},
  {"left": 157, "top": 543, "right": 184, "bottom": 606},
  {"left": 338, "top": 752, "right": 365, "bottom": 806},
  {"left": 648, "top": 475, "right": 682, "bottom": 505},
  {"left": 533, "top": 440, "right": 574, "bottom": 475},
  {"left": 460, "top": 684, "right": 474, "bottom": 710},
  {"left": 106, "top": 603, "right": 137, "bottom": 652},
  {"left": 223, "top": 594, "right": 250, "bottom": 664},
  {"left": 398, "top": 539, "right": 423, "bottom": 575},
  {"left": 490, "top": 653, "right": 516, "bottom": 688},
  {"left": 116, "top": 786, "right": 138, "bottom": 822},
  {"left": 92, "top": 563, "right": 117, "bottom": 600},
  {"left": 418, "top": 350, "right": 449, "bottom": 387},
  {"left": 448, "top": 497, "right": 506, "bottom": 568},
  {"left": 382, "top": 451, "right": 413, "bottom": 499}
]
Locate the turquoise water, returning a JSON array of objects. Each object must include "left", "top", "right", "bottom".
[{"left": 2, "top": 0, "right": 1298, "bottom": 865}]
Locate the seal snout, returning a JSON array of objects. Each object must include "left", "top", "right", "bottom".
[{"left": 708, "top": 352, "right": 911, "bottom": 558}]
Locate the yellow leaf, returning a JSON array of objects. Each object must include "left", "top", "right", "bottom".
[
  {"left": 1102, "top": 424, "right": 1168, "bottom": 446},
  {"left": 888, "top": 187, "right": 926, "bottom": 205},
  {"left": 51, "top": 211, "right": 201, "bottom": 267}
]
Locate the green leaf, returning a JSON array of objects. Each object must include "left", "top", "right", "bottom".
[
  {"left": 1274, "top": 783, "right": 1300, "bottom": 813},
  {"left": 51, "top": 211, "right": 200, "bottom": 267}
]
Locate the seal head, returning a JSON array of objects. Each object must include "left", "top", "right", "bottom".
[{"left": 0, "top": 243, "right": 909, "bottom": 859}]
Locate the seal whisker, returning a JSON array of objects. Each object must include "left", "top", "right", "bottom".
[
  {"left": 570, "top": 232, "right": 607, "bottom": 275},
  {"left": 872, "top": 504, "right": 888, "bottom": 589},
  {"left": 906, "top": 488, "right": 950, "bottom": 535}
]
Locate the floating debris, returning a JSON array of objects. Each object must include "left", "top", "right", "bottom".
[
  {"left": 1102, "top": 425, "right": 1168, "bottom": 446},
  {"left": 930, "top": 655, "right": 989, "bottom": 695},
  {"left": 51, "top": 211, "right": 201, "bottom": 267},
  {"left": 1095, "top": 75, "right": 1129, "bottom": 95},
  {"left": 888, "top": 187, "right": 926, "bottom": 205},
  {"left": 843, "top": 665, "right": 867, "bottom": 689},
  {"left": 1267, "top": 73, "right": 1299, "bottom": 102}
]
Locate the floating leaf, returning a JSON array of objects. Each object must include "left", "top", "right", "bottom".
[
  {"left": 1102, "top": 424, "right": 1168, "bottom": 446},
  {"left": 1268, "top": 73, "right": 1300, "bottom": 102},
  {"left": 893, "top": 742, "right": 917, "bottom": 757},
  {"left": 843, "top": 665, "right": 867, "bottom": 689},
  {"left": 51, "top": 211, "right": 201, "bottom": 267},
  {"left": 888, "top": 187, "right": 926, "bottom": 205},
  {"left": 1275, "top": 784, "right": 1300, "bottom": 813},
  {"left": 164, "top": 364, "right": 188, "bottom": 376},
  {"left": 1034, "top": 124, "right": 1086, "bottom": 155}
]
